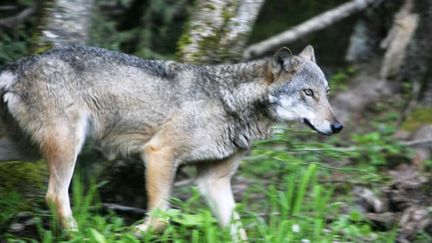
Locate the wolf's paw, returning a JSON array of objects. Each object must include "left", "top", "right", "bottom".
[
  {"left": 133, "top": 219, "right": 167, "bottom": 238},
  {"left": 62, "top": 217, "right": 78, "bottom": 232},
  {"left": 133, "top": 223, "right": 150, "bottom": 238},
  {"left": 230, "top": 225, "right": 248, "bottom": 242}
]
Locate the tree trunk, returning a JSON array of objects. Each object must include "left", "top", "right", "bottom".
[
  {"left": 177, "top": 0, "right": 264, "bottom": 63},
  {"left": 345, "top": 0, "right": 399, "bottom": 63},
  {"left": 32, "top": 0, "right": 95, "bottom": 53},
  {"left": 380, "top": 0, "right": 419, "bottom": 80},
  {"left": 402, "top": 0, "right": 432, "bottom": 105}
]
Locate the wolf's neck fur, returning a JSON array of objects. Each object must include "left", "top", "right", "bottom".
[
  {"left": 200, "top": 59, "right": 275, "bottom": 149},
  {"left": 211, "top": 59, "right": 271, "bottom": 85},
  {"left": 204, "top": 59, "right": 272, "bottom": 111}
]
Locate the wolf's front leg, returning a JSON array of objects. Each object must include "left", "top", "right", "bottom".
[
  {"left": 134, "top": 142, "right": 176, "bottom": 235},
  {"left": 196, "top": 152, "right": 248, "bottom": 242}
]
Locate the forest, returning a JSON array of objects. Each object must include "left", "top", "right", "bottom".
[{"left": 0, "top": 0, "right": 431, "bottom": 242}]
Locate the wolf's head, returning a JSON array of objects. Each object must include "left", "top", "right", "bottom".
[{"left": 267, "top": 45, "right": 343, "bottom": 135}]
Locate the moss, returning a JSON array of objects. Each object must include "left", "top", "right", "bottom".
[
  {"left": 31, "top": 0, "right": 55, "bottom": 54},
  {"left": 176, "top": 1, "right": 240, "bottom": 63},
  {"left": 175, "top": 20, "right": 192, "bottom": 60},
  {"left": 401, "top": 108, "right": 432, "bottom": 132},
  {"left": 222, "top": 4, "right": 235, "bottom": 22},
  {"left": 204, "top": 3, "right": 216, "bottom": 11}
]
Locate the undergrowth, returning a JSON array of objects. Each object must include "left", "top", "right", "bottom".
[{"left": 0, "top": 117, "right": 415, "bottom": 242}]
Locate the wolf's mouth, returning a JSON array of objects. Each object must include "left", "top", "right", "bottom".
[
  {"left": 303, "top": 118, "right": 316, "bottom": 130},
  {"left": 303, "top": 118, "right": 330, "bottom": 136}
]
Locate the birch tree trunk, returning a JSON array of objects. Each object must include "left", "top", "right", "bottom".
[
  {"left": 32, "top": 0, "right": 95, "bottom": 53},
  {"left": 177, "top": 0, "right": 264, "bottom": 63}
]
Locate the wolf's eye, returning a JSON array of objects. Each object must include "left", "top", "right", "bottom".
[{"left": 304, "top": 89, "right": 313, "bottom": 96}]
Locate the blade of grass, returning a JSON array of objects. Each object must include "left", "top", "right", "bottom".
[{"left": 292, "top": 164, "right": 317, "bottom": 215}]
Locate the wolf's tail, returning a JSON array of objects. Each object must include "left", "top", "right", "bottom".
[
  {"left": 0, "top": 66, "right": 18, "bottom": 93},
  {"left": 0, "top": 65, "right": 19, "bottom": 120}
]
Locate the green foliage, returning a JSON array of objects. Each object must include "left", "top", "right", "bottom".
[
  {"left": 90, "top": 0, "right": 188, "bottom": 59},
  {"left": 0, "top": 0, "right": 35, "bottom": 66},
  {"left": 242, "top": 164, "right": 335, "bottom": 242},
  {"left": 134, "top": 0, "right": 188, "bottom": 59},
  {"left": 331, "top": 211, "right": 378, "bottom": 242},
  {"left": 0, "top": 191, "right": 26, "bottom": 230},
  {"left": 89, "top": 9, "right": 137, "bottom": 51},
  {"left": 0, "top": 28, "right": 31, "bottom": 65},
  {"left": 351, "top": 122, "right": 413, "bottom": 170},
  {"left": 353, "top": 133, "right": 396, "bottom": 165},
  {"left": 328, "top": 66, "right": 357, "bottom": 93}
]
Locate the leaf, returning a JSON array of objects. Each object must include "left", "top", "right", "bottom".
[{"left": 89, "top": 228, "right": 107, "bottom": 243}]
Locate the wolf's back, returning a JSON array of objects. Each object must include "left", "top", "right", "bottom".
[{"left": 0, "top": 66, "right": 40, "bottom": 161}]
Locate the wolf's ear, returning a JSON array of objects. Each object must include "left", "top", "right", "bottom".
[
  {"left": 299, "top": 45, "right": 315, "bottom": 63},
  {"left": 271, "top": 47, "right": 298, "bottom": 75}
]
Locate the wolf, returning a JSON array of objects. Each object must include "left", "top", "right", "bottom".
[{"left": 0, "top": 45, "right": 342, "bottom": 238}]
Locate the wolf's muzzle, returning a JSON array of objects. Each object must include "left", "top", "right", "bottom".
[{"left": 303, "top": 118, "right": 328, "bottom": 135}]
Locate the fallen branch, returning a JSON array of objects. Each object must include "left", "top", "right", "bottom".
[
  {"left": 244, "top": 0, "right": 378, "bottom": 59},
  {"left": 173, "top": 178, "right": 194, "bottom": 187},
  {"left": 102, "top": 203, "right": 146, "bottom": 214},
  {"left": 318, "top": 179, "right": 374, "bottom": 186},
  {"left": 0, "top": 5, "right": 18, "bottom": 11},
  {"left": 400, "top": 139, "right": 432, "bottom": 146},
  {"left": 0, "top": 7, "right": 36, "bottom": 28}
]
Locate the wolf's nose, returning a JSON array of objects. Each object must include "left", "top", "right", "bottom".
[{"left": 331, "top": 121, "right": 343, "bottom": 134}]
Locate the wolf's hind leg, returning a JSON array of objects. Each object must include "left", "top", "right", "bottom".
[
  {"left": 40, "top": 121, "right": 86, "bottom": 231},
  {"left": 196, "top": 152, "right": 247, "bottom": 242}
]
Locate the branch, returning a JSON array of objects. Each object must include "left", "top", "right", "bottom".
[
  {"left": 0, "top": 7, "right": 36, "bottom": 28},
  {"left": 173, "top": 178, "right": 195, "bottom": 187},
  {"left": 102, "top": 203, "right": 146, "bottom": 214},
  {"left": 400, "top": 139, "right": 432, "bottom": 146},
  {"left": 243, "top": 0, "right": 377, "bottom": 59}
]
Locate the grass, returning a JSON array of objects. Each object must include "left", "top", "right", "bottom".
[
  {"left": 0, "top": 118, "right": 422, "bottom": 242},
  {"left": 2, "top": 164, "right": 338, "bottom": 242}
]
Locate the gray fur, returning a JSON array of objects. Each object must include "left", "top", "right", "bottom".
[
  {"left": 0, "top": 46, "right": 271, "bottom": 162},
  {"left": 0, "top": 45, "right": 340, "bottom": 162}
]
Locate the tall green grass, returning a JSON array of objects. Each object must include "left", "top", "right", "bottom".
[{"left": 9, "top": 163, "right": 337, "bottom": 243}]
